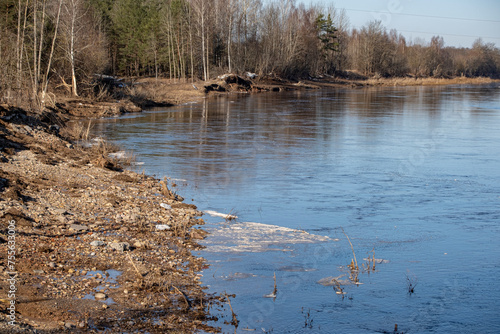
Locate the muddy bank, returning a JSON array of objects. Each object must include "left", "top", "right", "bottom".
[
  {"left": 0, "top": 105, "right": 220, "bottom": 332},
  {"left": 204, "top": 73, "right": 500, "bottom": 94}
]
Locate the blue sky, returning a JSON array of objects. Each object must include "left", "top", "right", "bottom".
[{"left": 297, "top": 0, "right": 500, "bottom": 47}]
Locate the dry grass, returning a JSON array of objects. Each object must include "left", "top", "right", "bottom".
[
  {"left": 131, "top": 78, "right": 206, "bottom": 105},
  {"left": 365, "top": 76, "right": 499, "bottom": 87},
  {"left": 61, "top": 120, "right": 94, "bottom": 141}
]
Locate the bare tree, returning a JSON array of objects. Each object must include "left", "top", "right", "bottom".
[
  {"left": 41, "top": 0, "right": 63, "bottom": 104},
  {"left": 60, "top": 0, "right": 87, "bottom": 96}
]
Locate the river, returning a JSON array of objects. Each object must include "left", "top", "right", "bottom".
[{"left": 94, "top": 84, "right": 500, "bottom": 333}]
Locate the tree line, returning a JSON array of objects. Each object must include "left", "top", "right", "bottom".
[{"left": 1, "top": 0, "right": 499, "bottom": 109}]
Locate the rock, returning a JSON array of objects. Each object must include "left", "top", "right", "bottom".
[
  {"left": 109, "top": 242, "right": 130, "bottom": 252},
  {"left": 160, "top": 203, "right": 171, "bottom": 210},
  {"left": 155, "top": 224, "right": 171, "bottom": 230},
  {"left": 95, "top": 292, "right": 107, "bottom": 299},
  {"left": 58, "top": 215, "right": 69, "bottom": 224},
  {"left": 64, "top": 320, "right": 77, "bottom": 329},
  {"left": 245, "top": 72, "right": 257, "bottom": 79},
  {"left": 69, "top": 224, "right": 88, "bottom": 231},
  {"left": 133, "top": 241, "right": 145, "bottom": 248},
  {"left": 90, "top": 240, "right": 106, "bottom": 247},
  {"left": 33, "top": 269, "right": 45, "bottom": 275}
]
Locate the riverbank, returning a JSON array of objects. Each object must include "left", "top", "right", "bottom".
[
  {"left": 137, "top": 74, "right": 500, "bottom": 107},
  {"left": 0, "top": 106, "right": 218, "bottom": 332},
  {"left": 33, "top": 75, "right": 499, "bottom": 119}
]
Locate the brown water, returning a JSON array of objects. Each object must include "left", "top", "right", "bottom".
[{"left": 94, "top": 84, "right": 500, "bottom": 333}]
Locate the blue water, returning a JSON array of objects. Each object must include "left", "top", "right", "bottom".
[{"left": 94, "top": 84, "right": 500, "bottom": 333}]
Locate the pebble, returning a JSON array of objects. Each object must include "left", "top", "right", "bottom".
[
  {"left": 156, "top": 224, "right": 171, "bottom": 230},
  {"left": 90, "top": 240, "right": 106, "bottom": 247},
  {"left": 69, "top": 223, "right": 88, "bottom": 231},
  {"left": 109, "top": 242, "right": 130, "bottom": 252},
  {"left": 95, "top": 292, "right": 107, "bottom": 299},
  {"left": 133, "top": 241, "right": 145, "bottom": 248},
  {"left": 64, "top": 321, "right": 77, "bottom": 329},
  {"left": 160, "top": 203, "right": 171, "bottom": 210}
]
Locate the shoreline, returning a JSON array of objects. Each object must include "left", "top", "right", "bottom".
[{"left": 0, "top": 107, "right": 218, "bottom": 332}]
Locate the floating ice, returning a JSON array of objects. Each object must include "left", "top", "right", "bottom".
[
  {"left": 203, "top": 221, "right": 331, "bottom": 252},
  {"left": 204, "top": 210, "right": 238, "bottom": 220}
]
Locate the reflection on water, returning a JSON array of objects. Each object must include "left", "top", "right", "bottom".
[{"left": 94, "top": 84, "right": 500, "bottom": 333}]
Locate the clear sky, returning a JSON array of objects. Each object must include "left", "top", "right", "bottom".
[{"left": 297, "top": 0, "right": 500, "bottom": 48}]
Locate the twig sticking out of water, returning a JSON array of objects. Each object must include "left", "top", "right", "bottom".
[
  {"left": 363, "top": 248, "right": 377, "bottom": 273},
  {"left": 341, "top": 227, "right": 359, "bottom": 282},
  {"left": 341, "top": 227, "right": 358, "bottom": 271},
  {"left": 264, "top": 272, "right": 278, "bottom": 299},
  {"left": 372, "top": 249, "right": 376, "bottom": 271},
  {"left": 331, "top": 278, "right": 345, "bottom": 298},
  {"left": 224, "top": 293, "right": 239, "bottom": 328},
  {"left": 406, "top": 270, "right": 418, "bottom": 294},
  {"left": 273, "top": 272, "right": 277, "bottom": 296},
  {"left": 302, "top": 307, "right": 313, "bottom": 329},
  {"left": 224, "top": 208, "right": 238, "bottom": 222}
]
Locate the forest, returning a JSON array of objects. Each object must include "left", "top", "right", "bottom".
[{"left": 1, "top": 0, "right": 500, "bottom": 109}]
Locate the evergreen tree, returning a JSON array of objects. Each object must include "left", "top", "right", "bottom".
[{"left": 315, "top": 13, "right": 338, "bottom": 73}]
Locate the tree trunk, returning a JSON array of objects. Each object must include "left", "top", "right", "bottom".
[{"left": 41, "top": 0, "right": 62, "bottom": 105}]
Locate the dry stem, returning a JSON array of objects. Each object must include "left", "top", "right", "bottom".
[
  {"left": 172, "top": 285, "right": 191, "bottom": 310},
  {"left": 224, "top": 293, "right": 239, "bottom": 328},
  {"left": 341, "top": 227, "right": 358, "bottom": 270}
]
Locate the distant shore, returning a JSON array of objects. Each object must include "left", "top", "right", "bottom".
[
  {"left": 103, "top": 75, "right": 500, "bottom": 116},
  {"left": 9, "top": 75, "right": 495, "bottom": 120}
]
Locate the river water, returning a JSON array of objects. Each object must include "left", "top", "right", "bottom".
[{"left": 94, "top": 84, "right": 500, "bottom": 333}]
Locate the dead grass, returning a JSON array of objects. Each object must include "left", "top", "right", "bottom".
[
  {"left": 130, "top": 78, "right": 206, "bottom": 106},
  {"left": 365, "top": 76, "right": 499, "bottom": 87},
  {"left": 61, "top": 120, "right": 94, "bottom": 141}
]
